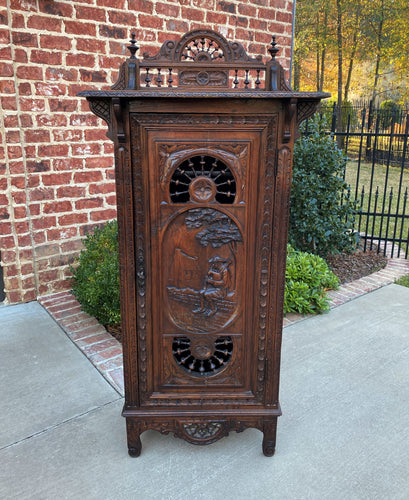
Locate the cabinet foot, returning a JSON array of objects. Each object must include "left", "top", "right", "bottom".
[
  {"left": 126, "top": 419, "right": 142, "bottom": 457},
  {"left": 262, "top": 438, "right": 276, "bottom": 457},
  {"left": 262, "top": 420, "right": 277, "bottom": 457},
  {"left": 128, "top": 441, "right": 142, "bottom": 457}
]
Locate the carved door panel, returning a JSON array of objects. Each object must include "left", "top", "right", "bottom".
[{"left": 130, "top": 113, "right": 279, "bottom": 407}]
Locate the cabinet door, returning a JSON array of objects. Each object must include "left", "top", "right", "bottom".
[{"left": 130, "top": 112, "right": 282, "bottom": 408}]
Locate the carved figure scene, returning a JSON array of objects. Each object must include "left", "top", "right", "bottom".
[
  {"left": 193, "top": 255, "right": 232, "bottom": 317},
  {"left": 164, "top": 208, "right": 243, "bottom": 333}
]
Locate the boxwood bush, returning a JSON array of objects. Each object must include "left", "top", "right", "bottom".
[
  {"left": 289, "top": 114, "right": 359, "bottom": 256},
  {"left": 69, "top": 222, "right": 339, "bottom": 325},
  {"left": 69, "top": 220, "right": 120, "bottom": 326}
]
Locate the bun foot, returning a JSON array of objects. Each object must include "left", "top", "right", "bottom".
[
  {"left": 262, "top": 419, "right": 277, "bottom": 457},
  {"left": 126, "top": 419, "right": 142, "bottom": 457},
  {"left": 262, "top": 438, "right": 276, "bottom": 457},
  {"left": 128, "top": 435, "right": 142, "bottom": 457},
  {"left": 128, "top": 443, "right": 142, "bottom": 457}
]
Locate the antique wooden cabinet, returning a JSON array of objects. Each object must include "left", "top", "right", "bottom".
[{"left": 80, "top": 29, "right": 328, "bottom": 456}]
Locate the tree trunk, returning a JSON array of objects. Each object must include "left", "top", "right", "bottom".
[
  {"left": 344, "top": 36, "right": 357, "bottom": 102},
  {"left": 293, "top": 50, "right": 300, "bottom": 91},
  {"left": 316, "top": 11, "right": 321, "bottom": 92},
  {"left": 344, "top": 4, "right": 361, "bottom": 102},
  {"left": 319, "top": 48, "right": 326, "bottom": 92},
  {"left": 336, "top": 0, "right": 343, "bottom": 147},
  {"left": 371, "top": 0, "right": 385, "bottom": 105}
]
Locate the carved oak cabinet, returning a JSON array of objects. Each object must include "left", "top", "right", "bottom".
[{"left": 80, "top": 29, "right": 328, "bottom": 456}]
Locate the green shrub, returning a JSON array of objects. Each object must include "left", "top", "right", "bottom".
[
  {"left": 289, "top": 114, "right": 359, "bottom": 256},
  {"left": 395, "top": 273, "right": 409, "bottom": 288},
  {"left": 320, "top": 99, "right": 359, "bottom": 131},
  {"left": 379, "top": 99, "right": 402, "bottom": 128},
  {"left": 284, "top": 245, "right": 339, "bottom": 315},
  {"left": 69, "top": 220, "right": 121, "bottom": 326}
]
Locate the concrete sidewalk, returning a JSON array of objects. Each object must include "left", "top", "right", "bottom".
[{"left": 1, "top": 284, "right": 409, "bottom": 499}]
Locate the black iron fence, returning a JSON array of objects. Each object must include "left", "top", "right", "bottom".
[{"left": 305, "top": 103, "right": 409, "bottom": 258}]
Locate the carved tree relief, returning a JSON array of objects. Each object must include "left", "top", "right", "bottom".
[{"left": 164, "top": 208, "right": 243, "bottom": 333}]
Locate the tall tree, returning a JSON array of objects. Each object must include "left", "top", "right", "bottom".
[
  {"left": 294, "top": 0, "right": 409, "bottom": 105},
  {"left": 336, "top": 0, "right": 343, "bottom": 137}
]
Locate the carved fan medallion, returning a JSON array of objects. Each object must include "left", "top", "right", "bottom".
[
  {"left": 170, "top": 155, "right": 236, "bottom": 204},
  {"left": 172, "top": 336, "right": 233, "bottom": 375},
  {"left": 180, "top": 36, "right": 225, "bottom": 62}
]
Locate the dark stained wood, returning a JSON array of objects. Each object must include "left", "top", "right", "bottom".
[{"left": 80, "top": 29, "right": 329, "bottom": 456}]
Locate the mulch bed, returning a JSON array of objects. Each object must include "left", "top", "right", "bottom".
[
  {"left": 326, "top": 248, "right": 388, "bottom": 284},
  {"left": 106, "top": 324, "right": 122, "bottom": 343}
]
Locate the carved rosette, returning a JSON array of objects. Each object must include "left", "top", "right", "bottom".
[{"left": 181, "top": 422, "right": 227, "bottom": 444}]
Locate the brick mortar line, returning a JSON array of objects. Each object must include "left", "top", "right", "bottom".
[
  {"left": 1, "top": 0, "right": 29, "bottom": 301},
  {"left": 8, "top": 0, "right": 42, "bottom": 298}
]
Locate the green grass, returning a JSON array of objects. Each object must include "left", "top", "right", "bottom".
[
  {"left": 395, "top": 274, "right": 409, "bottom": 287},
  {"left": 344, "top": 160, "right": 409, "bottom": 254}
]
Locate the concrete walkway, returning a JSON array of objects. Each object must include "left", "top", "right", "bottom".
[{"left": 1, "top": 284, "right": 409, "bottom": 499}]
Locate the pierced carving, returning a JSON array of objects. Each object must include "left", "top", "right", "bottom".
[
  {"left": 172, "top": 336, "right": 233, "bottom": 376},
  {"left": 169, "top": 155, "right": 236, "bottom": 204},
  {"left": 161, "top": 333, "right": 242, "bottom": 388},
  {"left": 174, "top": 30, "right": 231, "bottom": 62},
  {"left": 183, "top": 422, "right": 223, "bottom": 439},
  {"left": 180, "top": 37, "right": 225, "bottom": 62},
  {"left": 88, "top": 98, "right": 111, "bottom": 131},
  {"left": 159, "top": 143, "right": 247, "bottom": 196},
  {"left": 104, "top": 29, "right": 299, "bottom": 90}
]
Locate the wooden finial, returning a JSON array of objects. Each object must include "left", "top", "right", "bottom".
[
  {"left": 127, "top": 32, "right": 139, "bottom": 59},
  {"left": 268, "top": 35, "right": 279, "bottom": 60}
]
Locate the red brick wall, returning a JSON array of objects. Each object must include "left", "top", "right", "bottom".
[{"left": 0, "top": 0, "right": 294, "bottom": 304}]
